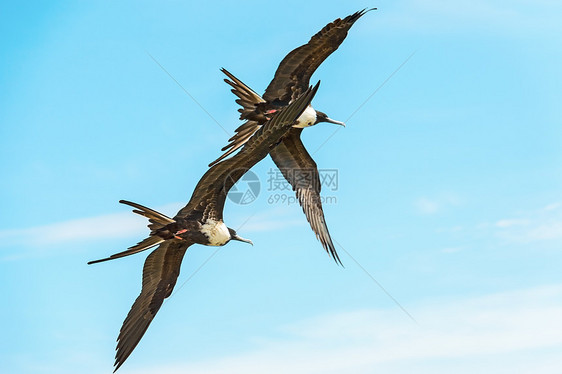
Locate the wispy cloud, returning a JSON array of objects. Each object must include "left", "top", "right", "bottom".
[
  {"left": 515, "top": 221, "right": 562, "bottom": 242},
  {"left": 494, "top": 202, "right": 562, "bottom": 244},
  {"left": 415, "top": 197, "right": 440, "bottom": 214},
  {"left": 126, "top": 284, "right": 562, "bottom": 374},
  {"left": 0, "top": 202, "right": 182, "bottom": 261},
  {"left": 495, "top": 218, "right": 530, "bottom": 228},
  {"left": 415, "top": 194, "right": 461, "bottom": 215},
  {"left": 0, "top": 203, "right": 306, "bottom": 261},
  {"left": 239, "top": 207, "right": 306, "bottom": 233},
  {"left": 436, "top": 201, "right": 562, "bottom": 246},
  {"left": 0, "top": 203, "right": 309, "bottom": 247},
  {"left": 544, "top": 202, "right": 561, "bottom": 211}
]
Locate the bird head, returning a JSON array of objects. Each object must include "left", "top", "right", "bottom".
[
  {"left": 315, "top": 111, "right": 346, "bottom": 127},
  {"left": 228, "top": 228, "right": 253, "bottom": 245}
]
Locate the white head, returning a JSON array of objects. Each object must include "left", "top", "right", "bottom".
[{"left": 293, "top": 106, "right": 345, "bottom": 128}]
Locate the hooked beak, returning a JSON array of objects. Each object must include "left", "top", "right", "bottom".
[
  {"left": 232, "top": 234, "right": 253, "bottom": 246},
  {"left": 323, "top": 117, "right": 346, "bottom": 127}
]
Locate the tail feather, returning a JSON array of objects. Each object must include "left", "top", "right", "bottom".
[
  {"left": 119, "top": 199, "right": 174, "bottom": 231},
  {"left": 87, "top": 236, "right": 164, "bottom": 265},
  {"left": 87, "top": 200, "right": 173, "bottom": 265}
]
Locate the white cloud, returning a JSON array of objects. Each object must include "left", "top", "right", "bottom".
[
  {"left": 0, "top": 204, "right": 305, "bottom": 247},
  {"left": 415, "top": 194, "right": 461, "bottom": 215},
  {"left": 0, "top": 204, "right": 179, "bottom": 253},
  {"left": 495, "top": 218, "right": 530, "bottom": 228},
  {"left": 238, "top": 206, "right": 306, "bottom": 233},
  {"left": 523, "top": 221, "right": 562, "bottom": 241},
  {"left": 415, "top": 197, "right": 440, "bottom": 214},
  {"left": 123, "top": 284, "right": 562, "bottom": 374},
  {"left": 543, "top": 202, "right": 561, "bottom": 211},
  {"left": 0, "top": 212, "right": 141, "bottom": 245},
  {"left": 494, "top": 202, "right": 562, "bottom": 244},
  {"left": 0, "top": 203, "right": 305, "bottom": 261}
]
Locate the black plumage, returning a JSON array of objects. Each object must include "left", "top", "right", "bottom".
[
  {"left": 88, "top": 84, "right": 319, "bottom": 371},
  {"left": 210, "top": 8, "right": 375, "bottom": 265}
]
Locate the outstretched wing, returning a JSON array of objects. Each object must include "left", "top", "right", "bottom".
[
  {"left": 263, "top": 8, "right": 374, "bottom": 104},
  {"left": 211, "top": 9, "right": 373, "bottom": 167},
  {"left": 177, "top": 83, "right": 320, "bottom": 223},
  {"left": 114, "top": 240, "right": 191, "bottom": 372},
  {"left": 270, "top": 129, "right": 342, "bottom": 265}
]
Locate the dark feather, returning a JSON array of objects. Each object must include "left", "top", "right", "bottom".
[
  {"left": 113, "top": 240, "right": 191, "bottom": 371},
  {"left": 263, "top": 8, "right": 375, "bottom": 103},
  {"left": 208, "top": 69, "right": 266, "bottom": 167},
  {"left": 87, "top": 236, "right": 164, "bottom": 265},
  {"left": 211, "top": 9, "right": 372, "bottom": 167},
  {"left": 221, "top": 67, "right": 265, "bottom": 121},
  {"left": 95, "top": 87, "right": 318, "bottom": 371},
  {"left": 180, "top": 83, "right": 319, "bottom": 222},
  {"left": 270, "top": 129, "right": 342, "bottom": 265}
]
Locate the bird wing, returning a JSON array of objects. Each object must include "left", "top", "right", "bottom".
[
  {"left": 263, "top": 8, "right": 373, "bottom": 104},
  {"left": 221, "top": 68, "right": 265, "bottom": 120},
  {"left": 177, "top": 83, "right": 320, "bottom": 223},
  {"left": 114, "top": 240, "right": 191, "bottom": 371},
  {"left": 211, "top": 9, "right": 373, "bottom": 167},
  {"left": 269, "top": 128, "right": 342, "bottom": 265},
  {"left": 209, "top": 69, "right": 266, "bottom": 167}
]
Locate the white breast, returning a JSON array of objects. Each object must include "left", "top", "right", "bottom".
[
  {"left": 293, "top": 105, "right": 317, "bottom": 128},
  {"left": 201, "top": 219, "right": 231, "bottom": 246}
]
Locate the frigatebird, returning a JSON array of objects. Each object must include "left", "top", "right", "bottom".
[
  {"left": 88, "top": 84, "right": 319, "bottom": 371},
  {"left": 209, "top": 8, "right": 375, "bottom": 265}
]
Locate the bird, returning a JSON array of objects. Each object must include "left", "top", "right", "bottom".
[
  {"left": 209, "top": 8, "right": 375, "bottom": 265},
  {"left": 88, "top": 84, "right": 319, "bottom": 371}
]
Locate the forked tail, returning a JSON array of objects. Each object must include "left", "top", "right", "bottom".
[{"left": 87, "top": 200, "right": 175, "bottom": 265}]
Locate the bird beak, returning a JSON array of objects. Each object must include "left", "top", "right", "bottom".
[
  {"left": 232, "top": 234, "right": 253, "bottom": 246},
  {"left": 323, "top": 117, "right": 346, "bottom": 127}
]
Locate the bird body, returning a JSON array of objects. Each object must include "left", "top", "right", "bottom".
[
  {"left": 199, "top": 218, "right": 231, "bottom": 246},
  {"left": 151, "top": 217, "right": 222, "bottom": 245},
  {"left": 89, "top": 84, "right": 319, "bottom": 371},
  {"left": 211, "top": 8, "right": 375, "bottom": 167},
  {"left": 206, "top": 9, "right": 375, "bottom": 267},
  {"left": 90, "top": 7, "right": 375, "bottom": 371},
  {"left": 293, "top": 105, "right": 318, "bottom": 128}
]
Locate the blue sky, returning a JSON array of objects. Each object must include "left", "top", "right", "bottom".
[{"left": 1, "top": 1, "right": 562, "bottom": 373}]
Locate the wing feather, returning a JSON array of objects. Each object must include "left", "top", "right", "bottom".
[
  {"left": 269, "top": 129, "right": 342, "bottom": 265},
  {"left": 209, "top": 69, "right": 266, "bottom": 167},
  {"left": 211, "top": 9, "right": 373, "bottom": 167},
  {"left": 178, "top": 83, "right": 319, "bottom": 222},
  {"left": 263, "top": 8, "right": 374, "bottom": 103},
  {"left": 113, "top": 241, "right": 191, "bottom": 371},
  {"left": 221, "top": 68, "right": 265, "bottom": 120}
]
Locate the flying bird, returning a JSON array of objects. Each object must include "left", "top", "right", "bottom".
[
  {"left": 210, "top": 8, "right": 375, "bottom": 265},
  {"left": 88, "top": 84, "right": 319, "bottom": 371}
]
